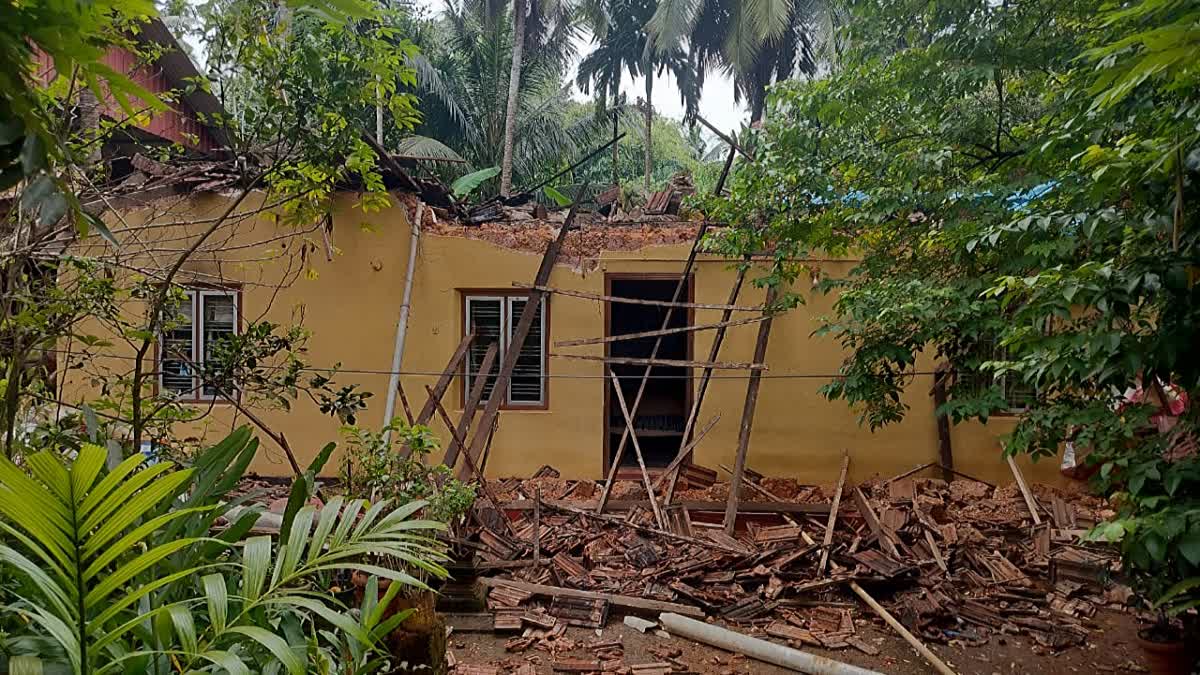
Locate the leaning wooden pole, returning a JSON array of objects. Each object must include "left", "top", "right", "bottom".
[
  {"left": 457, "top": 186, "right": 586, "bottom": 479},
  {"left": 662, "top": 264, "right": 749, "bottom": 504},
  {"left": 594, "top": 222, "right": 710, "bottom": 512},
  {"left": 931, "top": 361, "right": 955, "bottom": 483},
  {"left": 723, "top": 285, "right": 779, "bottom": 534},
  {"left": 595, "top": 145, "right": 738, "bottom": 514},
  {"left": 442, "top": 341, "right": 498, "bottom": 468}
]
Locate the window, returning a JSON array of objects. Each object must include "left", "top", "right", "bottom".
[
  {"left": 464, "top": 293, "right": 546, "bottom": 407},
  {"left": 159, "top": 289, "right": 239, "bottom": 399},
  {"left": 965, "top": 339, "right": 1037, "bottom": 412}
]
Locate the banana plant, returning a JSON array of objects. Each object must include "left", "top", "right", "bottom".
[{"left": 0, "top": 433, "right": 449, "bottom": 675}]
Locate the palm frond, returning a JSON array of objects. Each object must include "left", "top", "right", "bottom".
[{"left": 646, "top": 0, "right": 704, "bottom": 54}]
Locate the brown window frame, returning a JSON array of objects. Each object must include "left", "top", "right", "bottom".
[
  {"left": 459, "top": 289, "right": 550, "bottom": 411},
  {"left": 153, "top": 284, "right": 243, "bottom": 404}
]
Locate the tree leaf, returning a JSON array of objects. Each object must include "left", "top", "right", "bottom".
[{"left": 450, "top": 166, "right": 500, "bottom": 197}]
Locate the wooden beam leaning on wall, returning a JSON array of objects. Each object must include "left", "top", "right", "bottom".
[
  {"left": 594, "top": 144, "right": 738, "bottom": 515},
  {"left": 661, "top": 264, "right": 750, "bottom": 505},
  {"left": 456, "top": 186, "right": 588, "bottom": 480},
  {"left": 424, "top": 384, "right": 518, "bottom": 538},
  {"left": 442, "top": 341, "right": 498, "bottom": 468},
  {"left": 593, "top": 221, "right": 714, "bottom": 514},
  {"left": 723, "top": 285, "right": 780, "bottom": 535},
  {"left": 414, "top": 331, "right": 475, "bottom": 427}
]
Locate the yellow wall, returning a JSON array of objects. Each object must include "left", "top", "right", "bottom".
[{"left": 63, "top": 192, "right": 1066, "bottom": 487}]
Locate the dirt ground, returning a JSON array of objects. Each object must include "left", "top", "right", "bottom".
[{"left": 447, "top": 609, "right": 1148, "bottom": 674}]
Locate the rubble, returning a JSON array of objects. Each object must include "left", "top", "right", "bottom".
[{"left": 450, "top": 471, "right": 1125, "bottom": 674}]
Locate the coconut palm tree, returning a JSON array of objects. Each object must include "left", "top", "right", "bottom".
[
  {"left": 646, "top": 0, "right": 828, "bottom": 121},
  {"left": 400, "top": 0, "right": 607, "bottom": 192},
  {"left": 497, "top": 0, "right": 592, "bottom": 195},
  {"left": 576, "top": 0, "right": 700, "bottom": 190}
]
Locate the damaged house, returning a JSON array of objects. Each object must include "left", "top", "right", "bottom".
[{"left": 63, "top": 176, "right": 1062, "bottom": 489}]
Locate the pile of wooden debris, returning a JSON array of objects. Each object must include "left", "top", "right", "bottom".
[{"left": 451, "top": 465, "right": 1127, "bottom": 673}]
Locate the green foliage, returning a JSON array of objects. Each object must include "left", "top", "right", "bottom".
[
  {"left": 0, "top": 428, "right": 448, "bottom": 674},
  {"left": 340, "top": 418, "right": 477, "bottom": 525},
  {"left": 451, "top": 166, "right": 502, "bottom": 198},
  {"left": 713, "top": 0, "right": 1200, "bottom": 610}
]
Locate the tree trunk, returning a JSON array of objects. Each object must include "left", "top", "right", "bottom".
[
  {"left": 611, "top": 106, "right": 619, "bottom": 189},
  {"left": 499, "top": 0, "right": 527, "bottom": 197},
  {"left": 643, "top": 69, "right": 653, "bottom": 192}
]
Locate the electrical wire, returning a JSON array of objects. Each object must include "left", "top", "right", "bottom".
[{"left": 44, "top": 347, "right": 949, "bottom": 380}]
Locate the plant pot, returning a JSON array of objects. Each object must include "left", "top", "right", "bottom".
[
  {"left": 352, "top": 571, "right": 448, "bottom": 674},
  {"left": 1138, "top": 630, "right": 1197, "bottom": 675}
]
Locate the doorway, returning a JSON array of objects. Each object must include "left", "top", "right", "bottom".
[{"left": 604, "top": 274, "right": 692, "bottom": 473}]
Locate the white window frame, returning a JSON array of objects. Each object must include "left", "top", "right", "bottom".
[
  {"left": 158, "top": 288, "right": 239, "bottom": 400},
  {"left": 463, "top": 293, "right": 546, "bottom": 407}
]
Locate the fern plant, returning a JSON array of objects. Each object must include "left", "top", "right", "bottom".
[{"left": 0, "top": 430, "right": 449, "bottom": 674}]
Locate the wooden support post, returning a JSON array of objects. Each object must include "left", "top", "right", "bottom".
[
  {"left": 442, "top": 341, "right": 498, "bottom": 468},
  {"left": 607, "top": 369, "right": 667, "bottom": 529},
  {"left": 850, "top": 582, "right": 957, "bottom": 675},
  {"left": 458, "top": 189, "right": 586, "bottom": 479},
  {"left": 407, "top": 331, "right": 475, "bottom": 442},
  {"left": 424, "top": 385, "right": 516, "bottom": 538},
  {"left": 723, "top": 286, "right": 779, "bottom": 535},
  {"left": 663, "top": 265, "right": 750, "bottom": 505},
  {"left": 718, "top": 463, "right": 801, "bottom": 529},
  {"left": 931, "top": 362, "right": 954, "bottom": 483},
  {"left": 819, "top": 452, "right": 850, "bottom": 575}
]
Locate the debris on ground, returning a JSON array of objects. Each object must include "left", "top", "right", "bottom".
[{"left": 447, "top": 467, "right": 1129, "bottom": 674}]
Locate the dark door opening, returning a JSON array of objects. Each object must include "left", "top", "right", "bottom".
[{"left": 605, "top": 275, "right": 692, "bottom": 471}]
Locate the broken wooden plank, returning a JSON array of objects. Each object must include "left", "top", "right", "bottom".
[
  {"left": 478, "top": 578, "right": 705, "bottom": 618},
  {"left": 851, "top": 487, "right": 901, "bottom": 558},
  {"left": 648, "top": 415, "right": 721, "bottom": 491},
  {"left": 819, "top": 451, "right": 850, "bottom": 575},
  {"left": 553, "top": 353, "right": 766, "bottom": 370},
  {"left": 925, "top": 528, "right": 949, "bottom": 573},
  {"left": 499, "top": 498, "right": 831, "bottom": 515},
  {"left": 849, "top": 582, "right": 957, "bottom": 675},
  {"left": 1007, "top": 455, "right": 1043, "bottom": 525},
  {"left": 724, "top": 285, "right": 779, "bottom": 534},
  {"left": 515, "top": 283, "right": 763, "bottom": 312}
]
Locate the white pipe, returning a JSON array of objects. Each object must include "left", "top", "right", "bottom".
[
  {"left": 382, "top": 202, "right": 425, "bottom": 430},
  {"left": 658, "top": 613, "right": 883, "bottom": 675}
]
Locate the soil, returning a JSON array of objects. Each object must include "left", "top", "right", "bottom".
[{"left": 448, "top": 609, "right": 1147, "bottom": 674}]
